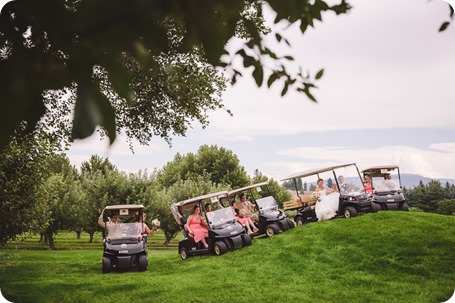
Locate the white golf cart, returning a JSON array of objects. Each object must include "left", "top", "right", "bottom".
[
  {"left": 100, "top": 204, "right": 149, "bottom": 273},
  {"left": 225, "top": 182, "right": 295, "bottom": 237},
  {"left": 171, "top": 191, "right": 252, "bottom": 260},
  {"left": 282, "top": 163, "right": 374, "bottom": 224},
  {"left": 361, "top": 165, "right": 409, "bottom": 211}
]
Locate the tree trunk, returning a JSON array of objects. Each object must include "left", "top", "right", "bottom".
[
  {"left": 46, "top": 230, "right": 55, "bottom": 250},
  {"left": 76, "top": 230, "right": 81, "bottom": 239},
  {"left": 89, "top": 231, "right": 94, "bottom": 243},
  {"left": 163, "top": 232, "right": 176, "bottom": 247}
]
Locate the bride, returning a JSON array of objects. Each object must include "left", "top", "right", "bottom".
[{"left": 314, "top": 178, "right": 340, "bottom": 221}]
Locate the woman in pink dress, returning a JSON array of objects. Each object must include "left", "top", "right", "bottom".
[
  {"left": 185, "top": 205, "right": 209, "bottom": 248},
  {"left": 362, "top": 175, "right": 373, "bottom": 196},
  {"left": 235, "top": 209, "right": 258, "bottom": 234}
]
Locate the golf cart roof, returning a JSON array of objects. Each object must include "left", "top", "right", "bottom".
[
  {"left": 173, "top": 191, "right": 229, "bottom": 208},
  {"left": 104, "top": 204, "right": 145, "bottom": 210},
  {"left": 362, "top": 165, "right": 399, "bottom": 177},
  {"left": 281, "top": 163, "right": 357, "bottom": 181},
  {"left": 228, "top": 182, "right": 269, "bottom": 196},
  {"left": 171, "top": 191, "right": 229, "bottom": 226}
]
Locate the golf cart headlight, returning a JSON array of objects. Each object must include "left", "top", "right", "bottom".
[{"left": 349, "top": 197, "right": 357, "bottom": 202}]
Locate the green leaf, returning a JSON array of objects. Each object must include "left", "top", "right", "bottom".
[
  {"left": 305, "top": 88, "right": 317, "bottom": 102},
  {"left": 284, "top": 55, "right": 294, "bottom": 61},
  {"left": 439, "top": 21, "right": 450, "bottom": 32},
  {"left": 72, "top": 80, "right": 116, "bottom": 144},
  {"left": 281, "top": 82, "right": 289, "bottom": 96},
  {"left": 252, "top": 64, "right": 264, "bottom": 87},
  {"left": 100, "top": 58, "right": 134, "bottom": 105},
  {"left": 243, "top": 55, "right": 256, "bottom": 68},
  {"left": 267, "top": 73, "right": 278, "bottom": 88},
  {"left": 315, "top": 68, "right": 324, "bottom": 80},
  {"left": 275, "top": 33, "right": 282, "bottom": 42}
]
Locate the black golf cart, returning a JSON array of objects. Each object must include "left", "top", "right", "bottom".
[
  {"left": 100, "top": 205, "right": 149, "bottom": 273},
  {"left": 171, "top": 191, "right": 252, "bottom": 260},
  {"left": 224, "top": 182, "right": 295, "bottom": 237},
  {"left": 361, "top": 165, "right": 409, "bottom": 211},
  {"left": 281, "top": 163, "right": 374, "bottom": 225}
]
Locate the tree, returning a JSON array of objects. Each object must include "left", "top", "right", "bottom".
[
  {"left": 437, "top": 199, "right": 455, "bottom": 216},
  {"left": 0, "top": 0, "right": 353, "bottom": 149},
  {"left": 78, "top": 156, "right": 134, "bottom": 242},
  {"left": 424, "top": 180, "right": 445, "bottom": 213},
  {"left": 327, "top": 178, "right": 333, "bottom": 189},
  {"left": 251, "top": 175, "right": 291, "bottom": 208},
  {"left": 0, "top": 129, "right": 59, "bottom": 246},
  {"left": 143, "top": 175, "right": 225, "bottom": 246},
  {"left": 158, "top": 145, "right": 250, "bottom": 189}
]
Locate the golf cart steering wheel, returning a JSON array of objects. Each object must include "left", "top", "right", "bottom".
[
  {"left": 340, "top": 183, "right": 350, "bottom": 193},
  {"left": 384, "top": 181, "right": 395, "bottom": 190}
]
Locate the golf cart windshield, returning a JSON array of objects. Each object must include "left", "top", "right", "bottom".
[
  {"left": 362, "top": 166, "right": 402, "bottom": 193},
  {"left": 333, "top": 165, "right": 364, "bottom": 195},
  {"left": 206, "top": 207, "right": 236, "bottom": 229},
  {"left": 373, "top": 179, "right": 400, "bottom": 192},
  {"left": 256, "top": 196, "right": 279, "bottom": 214},
  {"left": 105, "top": 222, "right": 144, "bottom": 240}
]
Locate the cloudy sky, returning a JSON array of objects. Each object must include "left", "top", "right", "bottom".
[{"left": 66, "top": 0, "right": 455, "bottom": 182}]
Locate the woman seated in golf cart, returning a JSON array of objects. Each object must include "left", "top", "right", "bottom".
[
  {"left": 238, "top": 193, "right": 259, "bottom": 222},
  {"left": 235, "top": 209, "right": 258, "bottom": 234},
  {"left": 314, "top": 178, "right": 340, "bottom": 221},
  {"left": 185, "top": 205, "right": 209, "bottom": 249}
]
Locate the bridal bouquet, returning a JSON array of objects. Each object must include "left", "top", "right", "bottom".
[
  {"left": 151, "top": 219, "right": 161, "bottom": 228},
  {"left": 311, "top": 191, "right": 321, "bottom": 202}
]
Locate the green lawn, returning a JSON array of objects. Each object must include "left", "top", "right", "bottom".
[{"left": 1, "top": 211, "right": 454, "bottom": 303}]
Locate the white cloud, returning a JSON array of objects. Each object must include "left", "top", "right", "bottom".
[
  {"left": 69, "top": 132, "right": 163, "bottom": 156},
  {"left": 270, "top": 143, "right": 455, "bottom": 180},
  {"left": 206, "top": 0, "right": 455, "bottom": 138},
  {"left": 64, "top": 0, "right": 455, "bottom": 183}
]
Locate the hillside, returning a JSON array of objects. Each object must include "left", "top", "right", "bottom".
[{"left": 1, "top": 212, "right": 454, "bottom": 303}]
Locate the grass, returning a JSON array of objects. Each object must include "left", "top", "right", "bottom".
[
  {"left": 1, "top": 211, "right": 454, "bottom": 303},
  {"left": 5, "top": 230, "right": 181, "bottom": 250}
]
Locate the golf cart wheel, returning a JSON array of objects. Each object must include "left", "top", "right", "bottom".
[
  {"left": 137, "top": 254, "right": 148, "bottom": 272},
  {"left": 102, "top": 256, "right": 112, "bottom": 274},
  {"left": 179, "top": 248, "right": 188, "bottom": 260},
  {"left": 213, "top": 241, "right": 228, "bottom": 256},
  {"left": 281, "top": 219, "right": 290, "bottom": 231},
  {"left": 343, "top": 206, "right": 358, "bottom": 219},
  {"left": 401, "top": 203, "right": 409, "bottom": 211},
  {"left": 371, "top": 202, "right": 381, "bottom": 213},
  {"left": 287, "top": 219, "right": 295, "bottom": 229},
  {"left": 241, "top": 233, "right": 253, "bottom": 246},
  {"left": 295, "top": 217, "right": 304, "bottom": 226},
  {"left": 265, "top": 223, "right": 280, "bottom": 237}
]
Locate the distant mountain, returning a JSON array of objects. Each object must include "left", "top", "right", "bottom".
[
  {"left": 400, "top": 174, "right": 455, "bottom": 188},
  {"left": 283, "top": 174, "right": 455, "bottom": 191}
]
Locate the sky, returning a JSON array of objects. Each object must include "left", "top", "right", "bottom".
[{"left": 65, "top": 0, "right": 455, "bottom": 182}]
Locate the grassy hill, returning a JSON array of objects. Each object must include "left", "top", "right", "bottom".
[{"left": 1, "top": 211, "right": 454, "bottom": 303}]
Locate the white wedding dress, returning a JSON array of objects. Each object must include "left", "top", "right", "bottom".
[{"left": 315, "top": 189, "right": 340, "bottom": 221}]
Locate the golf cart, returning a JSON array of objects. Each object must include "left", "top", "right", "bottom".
[
  {"left": 224, "top": 182, "right": 295, "bottom": 237},
  {"left": 171, "top": 191, "right": 252, "bottom": 260},
  {"left": 100, "top": 204, "right": 149, "bottom": 273},
  {"left": 361, "top": 165, "right": 409, "bottom": 211},
  {"left": 281, "top": 163, "right": 374, "bottom": 225}
]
